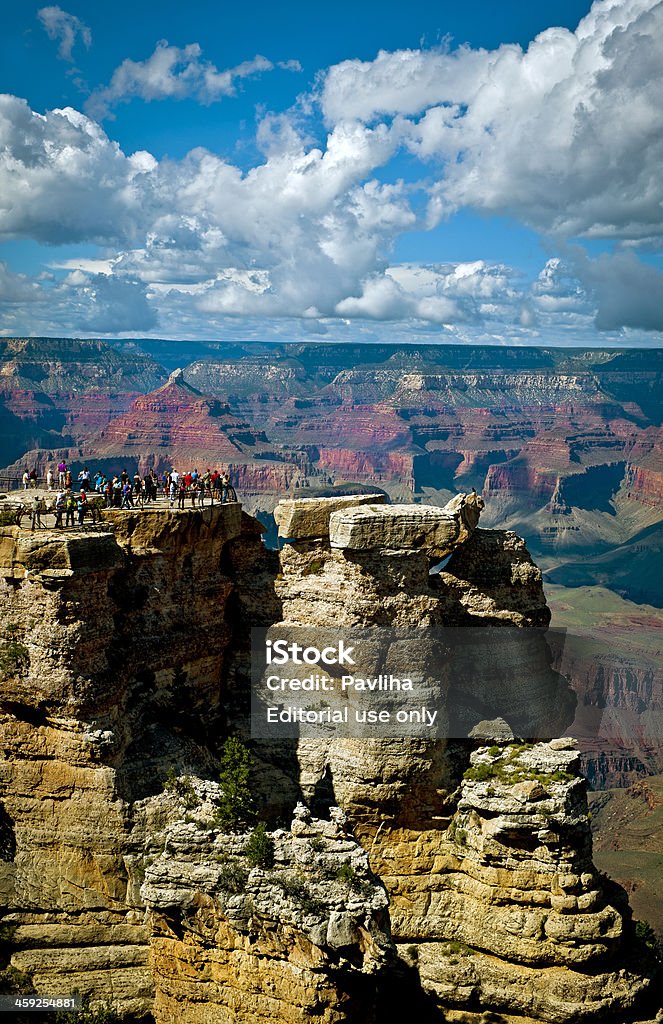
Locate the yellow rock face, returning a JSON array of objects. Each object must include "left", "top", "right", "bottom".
[{"left": 0, "top": 501, "right": 656, "bottom": 1023}]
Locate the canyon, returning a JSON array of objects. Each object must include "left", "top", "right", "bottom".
[
  {"left": 0, "top": 493, "right": 660, "bottom": 1022},
  {"left": 2, "top": 337, "right": 661, "bottom": 793}
]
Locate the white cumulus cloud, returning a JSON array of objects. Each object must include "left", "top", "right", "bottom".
[
  {"left": 2, "top": 0, "right": 663, "bottom": 342},
  {"left": 321, "top": 0, "right": 663, "bottom": 243}
]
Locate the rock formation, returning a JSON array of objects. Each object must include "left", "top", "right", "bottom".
[
  {"left": 141, "top": 795, "right": 390, "bottom": 1024},
  {"left": 0, "top": 493, "right": 659, "bottom": 1023}
]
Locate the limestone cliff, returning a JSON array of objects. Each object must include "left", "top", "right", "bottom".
[{"left": 0, "top": 495, "right": 658, "bottom": 1023}]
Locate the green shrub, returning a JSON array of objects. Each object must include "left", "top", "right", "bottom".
[
  {"left": 246, "top": 823, "right": 275, "bottom": 869},
  {"left": 333, "top": 862, "right": 374, "bottom": 897},
  {"left": 0, "top": 964, "right": 33, "bottom": 994},
  {"left": 635, "top": 919, "right": 658, "bottom": 952},
  {"left": 276, "top": 873, "right": 325, "bottom": 915},
  {"left": 440, "top": 939, "right": 474, "bottom": 956},
  {"left": 464, "top": 762, "right": 495, "bottom": 782},
  {"left": 463, "top": 745, "right": 574, "bottom": 787},
  {"left": 335, "top": 863, "right": 356, "bottom": 885},
  {"left": 215, "top": 737, "right": 256, "bottom": 831},
  {"left": 0, "top": 641, "right": 29, "bottom": 679},
  {"left": 217, "top": 861, "right": 249, "bottom": 894},
  {"left": 162, "top": 769, "right": 198, "bottom": 809},
  {"left": 302, "top": 558, "right": 324, "bottom": 575}
]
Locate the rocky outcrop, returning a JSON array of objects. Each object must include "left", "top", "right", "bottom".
[
  {"left": 267, "top": 494, "right": 655, "bottom": 1023},
  {"left": 0, "top": 337, "right": 165, "bottom": 393},
  {"left": 410, "top": 740, "right": 651, "bottom": 1022},
  {"left": 0, "top": 504, "right": 268, "bottom": 1016},
  {"left": 328, "top": 492, "right": 483, "bottom": 559},
  {"left": 139, "top": 794, "right": 390, "bottom": 1024},
  {"left": 275, "top": 493, "right": 386, "bottom": 539},
  {"left": 89, "top": 371, "right": 268, "bottom": 472},
  {"left": 0, "top": 493, "right": 658, "bottom": 1023}
]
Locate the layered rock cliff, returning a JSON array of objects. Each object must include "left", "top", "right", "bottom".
[{"left": 0, "top": 494, "right": 658, "bottom": 1023}]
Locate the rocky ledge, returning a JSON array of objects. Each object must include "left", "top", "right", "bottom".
[{"left": 136, "top": 787, "right": 390, "bottom": 1024}]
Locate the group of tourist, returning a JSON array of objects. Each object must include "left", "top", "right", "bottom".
[{"left": 17, "top": 463, "right": 236, "bottom": 529}]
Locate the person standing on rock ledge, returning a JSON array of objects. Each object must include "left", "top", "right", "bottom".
[
  {"left": 30, "top": 496, "right": 46, "bottom": 530},
  {"left": 65, "top": 491, "right": 75, "bottom": 528},
  {"left": 76, "top": 490, "right": 88, "bottom": 526},
  {"left": 54, "top": 491, "right": 65, "bottom": 529}
]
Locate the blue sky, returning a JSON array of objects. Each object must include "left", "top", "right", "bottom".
[{"left": 0, "top": 0, "right": 662, "bottom": 345}]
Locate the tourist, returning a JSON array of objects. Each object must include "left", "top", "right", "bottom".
[
  {"left": 57, "top": 460, "right": 67, "bottom": 488},
  {"left": 121, "top": 481, "right": 134, "bottom": 508},
  {"left": 65, "top": 469, "right": 73, "bottom": 489},
  {"left": 46, "top": 468, "right": 54, "bottom": 491},
  {"left": 54, "top": 491, "right": 65, "bottom": 529},
  {"left": 65, "top": 492, "right": 75, "bottom": 528},
  {"left": 76, "top": 490, "right": 88, "bottom": 525},
  {"left": 177, "top": 479, "right": 187, "bottom": 509},
  {"left": 221, "top": 471, "right": 230, "bottom": 502},
  {"left": 29, "top": 469, "right": 38, "bottom": 488},
  {"left": 89, "top": 496, "right": 101, "bottom": 525},
  {"left": 30, "top": 496, "right": 45, "bottom": 530},
  {"left": 22, "top": 470, "right": 29, "bottom": 490},
  {"left": 169, "top": 479, "right": 177, "bottom": 507}
]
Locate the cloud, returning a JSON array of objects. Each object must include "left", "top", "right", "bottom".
[
  {"left": 0, "top": 97, "right": 155, "bottom": 244},
  {"left": 0, "top": 262, "right": 44, "bottom": 303},
  {"left": 38, "top": 6, "right": 91, "bottom": 62},
  {"left": 72, "top": 273, "right": 157, "bottom": 332},
  {"left": 321, "top": 0, "right": 663, "bottom": 243},
  {"left": 86, "top": 41, "right": 276, "bottom": 119},
  {"left": 3, "top": 1, "right": 663, "bottom": 343},
  {"left": 531, "top": 258, "right": 591, "bottom": 313},
  {"left": 573, "top": 249, "right": 663, "bottom": 331}
]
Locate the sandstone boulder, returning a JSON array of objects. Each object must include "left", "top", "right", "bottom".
[
  {"left": 329, "top": 492, "right": 484, "bottom": 558},
  {"left": 275, "top": 493, "right": 386, "bottom": 539}
]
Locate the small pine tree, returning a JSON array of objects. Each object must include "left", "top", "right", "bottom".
[
  {"left": 216, "top": 737, "right": 255, "bottom": 830},
  {"left": 246, "top": 822, "right": 275, "bottom": 868}
]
